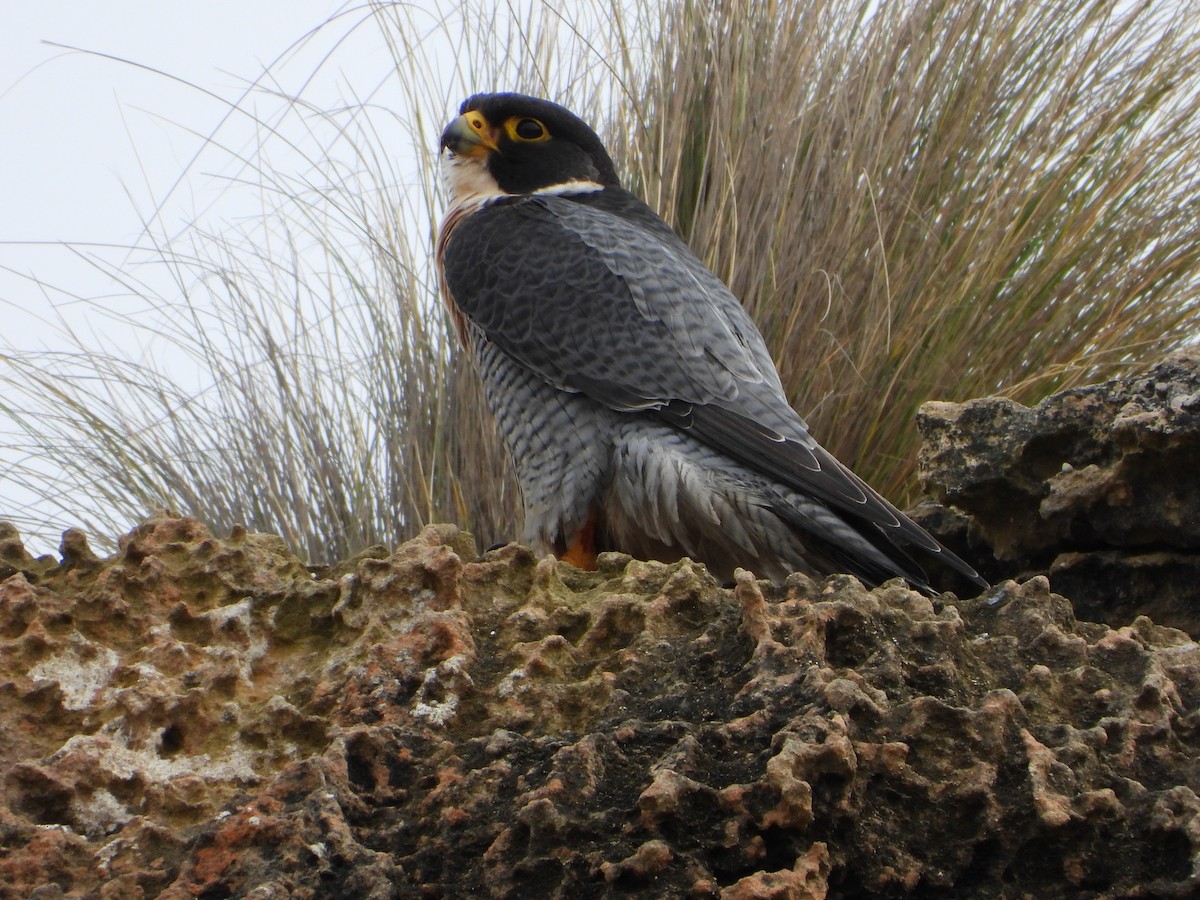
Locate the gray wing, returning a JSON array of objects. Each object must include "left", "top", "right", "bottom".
[
  {"left": 444, "top": 191, "right": 782, "bottom": 410},
  {"left": 442, "top": 190, "right": 956, "bottom": 563}
]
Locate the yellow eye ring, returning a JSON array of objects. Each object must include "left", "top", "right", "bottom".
[{"left": 505, "top": 116, "right": 549, "bottom": 142}]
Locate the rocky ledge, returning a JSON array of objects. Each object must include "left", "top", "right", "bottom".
[
  {"left": 1, "top": 355, "right": 1198, "bottom": 899},
  {"left": 918, "top": 352, "right": 1200, "bottom": 637}
]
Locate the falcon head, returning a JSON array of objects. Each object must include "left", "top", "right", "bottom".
[{"left": 439, "top": 93, "right": 620, "bottom": 197}]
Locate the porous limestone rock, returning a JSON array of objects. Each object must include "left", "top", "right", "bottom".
[
  {"left": 2, "top": 508, "right": 1199, "bottom": 897},
  {"left": 918, "top": 352, "right": 1200, "bottom": 637}
]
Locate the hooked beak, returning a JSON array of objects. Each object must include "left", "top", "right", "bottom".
[{"left": 440, "top": 111, "right": 500, "bottom": 158}]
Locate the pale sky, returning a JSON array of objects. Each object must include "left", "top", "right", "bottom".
[
  {"left": 1, "top": 2, "right": 345, "bottom": 242},
  {"left": 1, "top": 2, "right": 420, "bottom": 341}
]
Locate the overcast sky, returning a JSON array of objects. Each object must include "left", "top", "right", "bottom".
[
  {"left": 1, "top": 2, "right": 412, "bottom": 339},
  {"left": 2, "top": 2, "right": 342, "bottom": 239}
]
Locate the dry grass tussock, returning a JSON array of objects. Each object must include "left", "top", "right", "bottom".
[
  {"left": 2, "top": 0, "right": 1198, "bottom": 562},
  {"left": 621, "top": 0, "right": 1200, "bottom": 499}
]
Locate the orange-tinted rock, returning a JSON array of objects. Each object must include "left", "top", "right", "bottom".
[{"left": 1, "top": 510, "right": 1199, "bottom": 896}]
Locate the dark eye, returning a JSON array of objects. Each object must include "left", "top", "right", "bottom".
[{"left": 515, "top": 118, "right": 545, "bottom": 140}]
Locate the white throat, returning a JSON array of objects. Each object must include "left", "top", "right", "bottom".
[{"left": 440, "top": 151, "right": 506, "bottom": 209}]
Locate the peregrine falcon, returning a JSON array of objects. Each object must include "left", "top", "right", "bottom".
[{"left": 436, "top": 92, "right": 987, "bottom": 593}]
